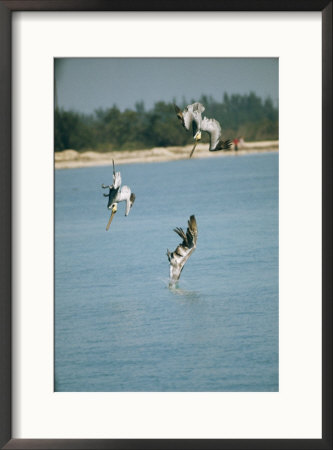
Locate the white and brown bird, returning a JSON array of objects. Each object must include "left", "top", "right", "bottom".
[
  {"left": 174, "top": 102, "right": 231, "bottom": 158},
  {"left": 102, "top": 160, "right": 135, "bottom": 230},
  {"left": 167, "top": 215, "right": 198, "bottom": 284}
]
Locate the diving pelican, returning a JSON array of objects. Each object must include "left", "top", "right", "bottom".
[
  {"left": 174, "top": 102, "right": 231, "bottom": 158},
  {"left": 102, "top": 160, "right": 136, "bottom": 230},
  {"left": 167, "top": 215, "right": 198, "bottom": 284}
]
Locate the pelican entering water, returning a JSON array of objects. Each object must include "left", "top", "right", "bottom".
[
  {"left": 167, "top": 215, "right": 198, "bottom": 284},
  {"left": 174, "top": 102, "right": 231, "bottom": 158},
  {"left": 102, "top": 160, "right": 135, "bottom": 230}
]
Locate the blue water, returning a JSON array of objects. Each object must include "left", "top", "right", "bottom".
[{"left": 55, "top": 152, "right": 278, "bottom": 392}]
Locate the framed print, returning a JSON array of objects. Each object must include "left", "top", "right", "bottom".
[{"left": 0, "top": 1, "right": 332, "bottom": 449}]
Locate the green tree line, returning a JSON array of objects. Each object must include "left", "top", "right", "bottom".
[{"left": 55, "top": 93, "right": 278, "bottom": 152}]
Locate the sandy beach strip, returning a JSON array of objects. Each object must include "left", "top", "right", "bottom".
[{"left": 55, "top": 141, "right": 278, "bottom": 169}]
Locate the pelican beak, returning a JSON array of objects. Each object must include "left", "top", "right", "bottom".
[
  {"left": 189, "top": 141, "right": 198, "bottom": 159},
  {"left": 106, "top": 204, "right": 117, "bottom": 230}
]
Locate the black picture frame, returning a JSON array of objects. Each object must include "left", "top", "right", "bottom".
[{"left": 0, "top": 1, "right": 331, "bottom": 449}]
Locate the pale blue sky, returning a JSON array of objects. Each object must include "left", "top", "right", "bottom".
[{"left": 55, "top": 58, "right": 278, "bottom": 113}]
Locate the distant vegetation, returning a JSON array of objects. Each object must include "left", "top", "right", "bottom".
[{"left": 54, "top": 93, "right": 278, "bottom": 152}]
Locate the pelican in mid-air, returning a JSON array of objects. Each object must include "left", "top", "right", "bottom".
[
  {"left": 174, "top": 102, "right": 231, "bottom": 158},
  {"left": 167, "top": 215, "right": 198, "bottom": 284},
  {"left": 102, "top": 160, "right": 136, "bottom": 230}
]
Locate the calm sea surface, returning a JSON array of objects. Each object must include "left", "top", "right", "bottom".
[{"left": 55, "top": 152, "right": 278, "bottom": 392}]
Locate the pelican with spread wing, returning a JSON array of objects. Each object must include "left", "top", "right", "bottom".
[
  {"left": 167, "top": 215, "right": 198, "bottom": 284},
  {"left": 102, "top": 160, "right": 135, "bottom": 230},
  {"left": 174, "top": 102, "right": 231, "bottom": 158}
]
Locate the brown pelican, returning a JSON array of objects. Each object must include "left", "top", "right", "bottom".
[
  {"left": 167, "top": 215, "right": 198, "bottom": 284},
  {"left": 174, "top": 102, "right": 231, "bottom": 158},
  {"left": 102, "top": 160, "right": 135, "bottom": 230}
]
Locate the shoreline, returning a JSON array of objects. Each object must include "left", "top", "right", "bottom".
[{"left": 55, "top": 140, "right": 278, "bottom": 169}]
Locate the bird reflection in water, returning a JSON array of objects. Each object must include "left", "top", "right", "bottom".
[{"left": 167, "top": 282, "right": 201, "bottom": 302}]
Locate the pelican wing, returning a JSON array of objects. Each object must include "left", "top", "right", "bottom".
[
  {"left": 201, "top": 117, "right": 232, "bottom": 151},
  {"left": 174, "top": 103, "right": 183, "bottom": 119},
  {"left": 200, "top": 117, "right": 220, "bottom": 150},
  {"left": 191, "top": 102, "right": 205, "bottom": 114},
  {"left": 167, "top": 215, "right": 198, "bottom": 282}
]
